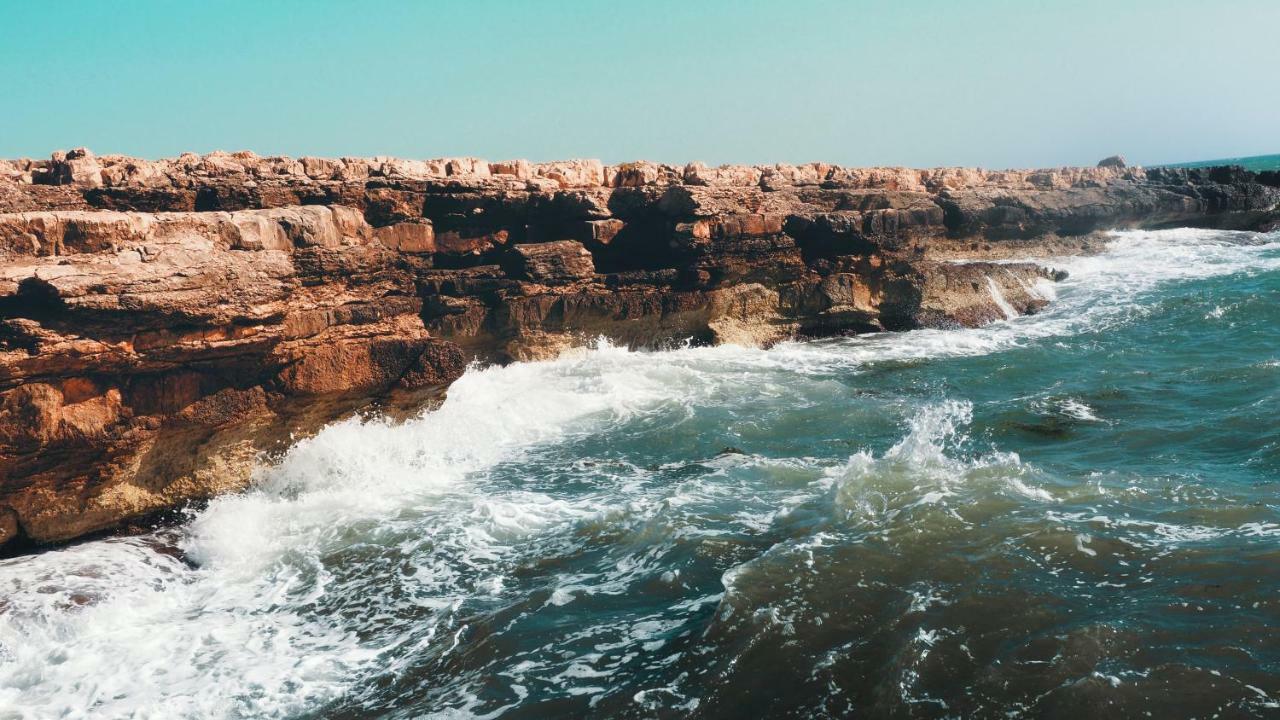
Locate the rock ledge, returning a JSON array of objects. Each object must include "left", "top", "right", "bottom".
[{"left": 2, "top": 149, "right": 1277, "bottom": 551}]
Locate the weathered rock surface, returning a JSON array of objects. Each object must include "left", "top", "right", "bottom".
[{"left": 1, "top": 149, "right": 1277, "bottom": 551}]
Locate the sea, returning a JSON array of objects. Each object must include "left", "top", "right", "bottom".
[
  {"left": 1, "top": 227, "right": 1279, "bottom": 718},
  {"left": 1161, "top": 153, "right": 1280, "bottom": 173}
]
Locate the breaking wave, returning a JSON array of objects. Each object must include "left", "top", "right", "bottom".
[{"left": 1, "top": 228, "right": 1278, "bottom": 718}]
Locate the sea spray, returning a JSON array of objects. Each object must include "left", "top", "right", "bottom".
[
  {"left": 1, "top": 228, "right": 1278, "bottom": 718},
  {"left": 985, "top": 276, "right": 1020, "bottom": 320}
]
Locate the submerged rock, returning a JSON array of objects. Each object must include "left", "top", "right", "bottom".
[{"left": 0, "top": 148, "right": 1277, "bottom": 552}]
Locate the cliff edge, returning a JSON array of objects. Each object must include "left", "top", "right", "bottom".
[{"left": 1, "top": 149, "right": 1277, "bottom": 551}]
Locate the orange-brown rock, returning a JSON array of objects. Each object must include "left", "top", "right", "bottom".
[
  {"left": 507, "top": 240, "right": 595, "bottom": 282},
  {"left": 1, "top": 148, "right": 1278, "bottom": 553},
  {"left": 0, "top": 202, "right": 462, "bottom": 549}
]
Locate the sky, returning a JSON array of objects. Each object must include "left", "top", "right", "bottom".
[{"left": 2, "top": 0, "right": 1277, "bottom": 169}]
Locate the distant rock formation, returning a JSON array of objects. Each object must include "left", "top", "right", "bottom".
[
  {"left": 1097, "top": 155, "right": 1127, "bottom": 169},
  {"left": 1, "top": 149, "right": 1277, "bottom": 551}
]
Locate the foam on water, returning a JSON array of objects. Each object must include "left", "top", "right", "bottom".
[
  {"left": 1, "top": 228, "right": 1278, "bottom": 718},
  {"left": 781, "top": 227, "right": 1280, "bottom": 368},
  {"left": 0, "top": 346, "right": 718, "bottom": 717},
  {"left": 985, "top": 276, "right": 1020, "bottom": 320},
  {"left": 1054, "top": 397, "right": 1102, "bottom": 422}
]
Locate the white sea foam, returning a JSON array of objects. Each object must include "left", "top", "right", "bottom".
[
  {"left": 1075, "top": 533, "right": 1099, "bottom": 557},
  {"left": 800, "top": 227, "right": 1280, "bottom": 367},
  {"left": 1056, "top": 398, "right": 1101, "bottom": 422},
  {"left": 821, "top": 398, "right": 1054, "bottom": 526},
  {"left": 714, "top": 227, "right": 1279, "bottom": 375},
  {"left": 1, "top": 227, "right": 1277, "bottom": 717},
  {"left": 1045, "top": 510, "right": 1245, "bottom": 547},
  {"left": 985, "top": 276, "right": 1020, "bottom": 320},
  {"left": 0, "top": 343, "right": 733, "bottom": 718}
]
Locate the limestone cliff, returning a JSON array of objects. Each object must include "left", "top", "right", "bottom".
[{"left": 1, "top": 148, "right": 1277, "bottom": 551}]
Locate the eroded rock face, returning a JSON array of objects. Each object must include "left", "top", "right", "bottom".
[
  {"left": 1, "top": 149, "right": 1277, "bottom": 552},
  {"left": 0, "top": 203, "right": 461, "bottom": 547}
]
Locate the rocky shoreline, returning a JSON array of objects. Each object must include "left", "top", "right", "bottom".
[{"left": 1, "top": 149, "right": 1277, "bottom": 552}]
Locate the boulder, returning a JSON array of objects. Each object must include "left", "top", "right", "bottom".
[
  {"left": 534, "top": 160, "right": 606, "bottom": 188},
  {"left": 49, "top": 148, "right": 103, "bottom": 187},
  {"left": 490, "top": 159, "right": 533, "bottom": 180},
  {"left": 507, "top": 240, "right": 596, "bottom": 282},
  {"left": 374, "top": 219, "right": 435, "bottom": 253}
]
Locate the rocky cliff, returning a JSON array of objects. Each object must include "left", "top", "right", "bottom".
[{"left": 2, "top": 148, "right": 1277, "bottom": 551}]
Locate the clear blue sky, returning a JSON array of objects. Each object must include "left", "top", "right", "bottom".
[{"left": 2, "top": 1, "right": 1276, "bottom": 168}]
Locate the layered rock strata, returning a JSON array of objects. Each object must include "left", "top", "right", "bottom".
[{"left": 2, "top": 149, "right": 1277, "bottom": 551}]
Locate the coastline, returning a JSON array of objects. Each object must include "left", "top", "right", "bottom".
[{"left": 2, "top": 149, "right": 1278, "bottom": 553}]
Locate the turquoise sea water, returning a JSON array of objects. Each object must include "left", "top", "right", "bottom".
[
  {"left": 1161, "top": 153, "right": 1280, "bottom": 172},
  {"left": 1, "top": 228, "right": 1279, "bottom": 718}
]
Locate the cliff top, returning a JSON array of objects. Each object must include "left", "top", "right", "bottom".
[{"left": 0, "top": 148, "right": 1145, "bottom": 194}]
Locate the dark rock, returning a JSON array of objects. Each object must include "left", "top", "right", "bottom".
[{"left": 505, "top": 240, "right": 595, "bottom": 282}]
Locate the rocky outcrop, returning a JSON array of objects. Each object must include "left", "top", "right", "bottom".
[
  {"left": 1, "top": 149, "right": 1277, "bottom": 551},
  {"left": 0, "top": 205, "right": 463, "bottom": 547}
]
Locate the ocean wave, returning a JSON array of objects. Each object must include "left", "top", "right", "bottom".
[{"left": 1, "top": 227, "right": 1278, "bottom": 717}]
